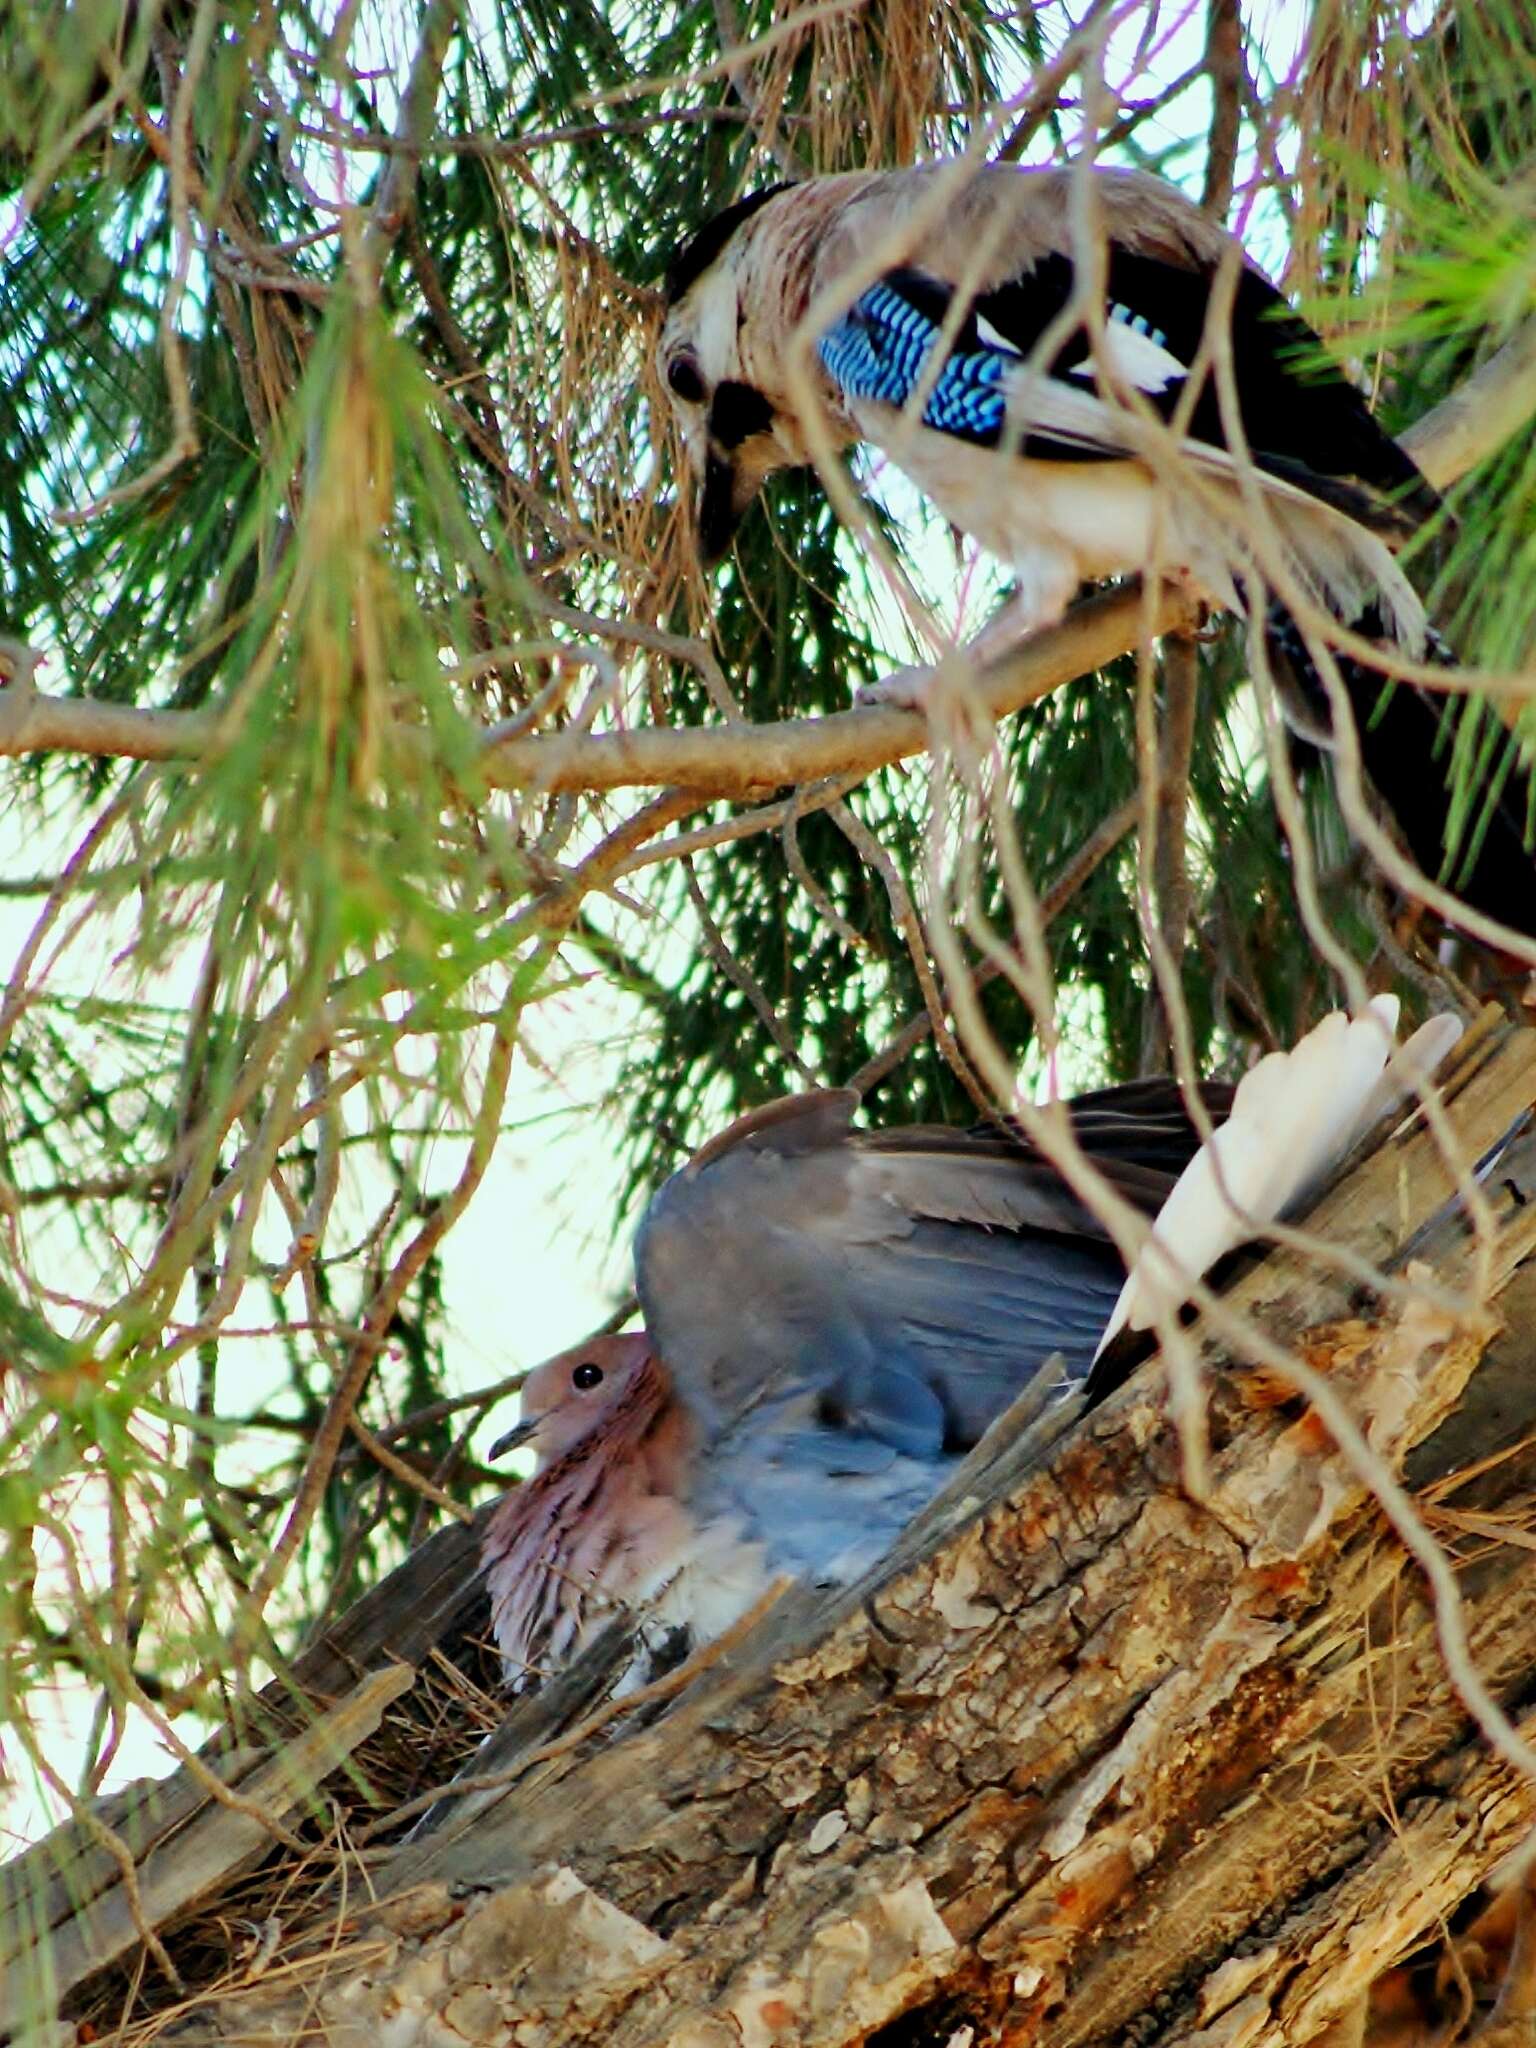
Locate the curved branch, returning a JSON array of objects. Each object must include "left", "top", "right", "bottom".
[{"left": 481, "top": 582, "right": 1195, "bottom": 798}]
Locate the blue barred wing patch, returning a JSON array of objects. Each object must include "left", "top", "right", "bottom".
[{"left": 818, "top": 280, "right": 1011, "bottom": 445}]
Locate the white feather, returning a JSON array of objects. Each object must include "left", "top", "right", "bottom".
[
  {"left": 1095, "top": 996, "right": 1461, "bottom": 1355},
  {"left": 860, "top": 380, "right": 1428, "bottom": 649},
  {"left": 1355, "top": 1013, "right": 1465, "bottom": 1131},
  {"left": 975, "top": 312, "right": 1024, "bottom": 356},
  {"left": 1067, "top": 319, "right": 1186, "bottom": 395}
]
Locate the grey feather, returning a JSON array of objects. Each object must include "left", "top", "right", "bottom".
[{"left": 633, "top": 1085, "right": 1199, "bottom": 1584}]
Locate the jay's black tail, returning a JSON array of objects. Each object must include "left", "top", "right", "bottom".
[{"left": 1264, "top": 603, "right": 1536, "bottom": 944}]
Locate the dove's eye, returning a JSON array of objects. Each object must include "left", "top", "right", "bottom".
[{"left": 572, "top": 1362, "right": 605, "bottom": 1391}]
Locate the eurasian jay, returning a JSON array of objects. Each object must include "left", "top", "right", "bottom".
[
  {"left": 481, "top": 999, "right": 1459, "bottom": 1691},
  {"left": 660, "top": 163, "right": 1432, "bottom": 678},
  {"left": 659, "top": 165, "right": 1535, "bottom": 942}
]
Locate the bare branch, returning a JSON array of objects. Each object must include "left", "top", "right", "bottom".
[
  {"left": 1201, "top": 0, "right": 1244, "bottom": 218},
  {"left": 363, "top": 0, "right": 459, "bottom": 257},
  {"left": 1138, "top": 632, "right": 1200, "bottom": 1075},
  {"left": 846, "top": 790, "right": 1140, "bottom": 1095}
]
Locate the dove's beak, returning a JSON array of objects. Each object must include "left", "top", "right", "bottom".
[{"left": 489, "top": 1416, "right": 538, "bottom": 1459}]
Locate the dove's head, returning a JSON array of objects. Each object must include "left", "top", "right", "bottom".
[{"left": 490, "top": 1331, "right": 658, "bottom": 1467}]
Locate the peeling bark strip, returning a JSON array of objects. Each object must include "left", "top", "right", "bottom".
[{"left": 117, "top": 1018, "right": 1536, "bottom": 2048}]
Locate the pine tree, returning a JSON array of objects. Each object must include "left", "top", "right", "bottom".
[{"left": 3, "top": 0, "right": 1535, "bottom": 1987}]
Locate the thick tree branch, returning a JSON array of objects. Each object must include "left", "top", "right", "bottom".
[
  {"left": 1139, "top": 631, "right": 1200, "bottom": 1073},
  {"left": 1401, "top": 314, "right": 1536, "bottom": 490},
  {"left": 0, "top": 586, "right": 1187, "bottom": 790},
  {"left": 482, "top": 582, "right": 1199, "bottom": 798},
  {"left": 362, "top": 0, "right": 457, "bottom": 256}
]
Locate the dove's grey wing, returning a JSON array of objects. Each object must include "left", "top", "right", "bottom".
[
  {"left": 633, "top": 1084, "right": 1246, "bottom": 1587},
  {"left": 986, "top": 1076, "right": 1237, "bottom": 1179},
  {"left": 633, "top": 1089, "right": 1156, "bottom": 1464}
]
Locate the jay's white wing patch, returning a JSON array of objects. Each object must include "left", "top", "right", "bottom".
[
  {"left": 1067, "top": 310, "right": 1187, "bottom": 394},
  {"left": 974, "top": 310, "right": 1025, "bottom": 356}
]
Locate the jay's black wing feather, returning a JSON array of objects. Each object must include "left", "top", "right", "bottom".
[
  {"left": 1272, "top": 609, "right": 1536, "bottom": 941},
  {"left": 818, "top": 246, "right": 1437, "bottom": 535}
]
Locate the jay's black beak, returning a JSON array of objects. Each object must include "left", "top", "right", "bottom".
[
  {"left": 490, "top": 1416, "right": 538, "bottom": 1459},
  {"left": 696, "top": 380, "right": 778, "bottom": 565},
  {"left": 698, "top": 449, "right": 742, "bottom": 565}
]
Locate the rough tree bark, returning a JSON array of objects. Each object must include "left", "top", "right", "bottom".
[{"left": 8, "top": 1011, "right": 1536, "bottom": 2047}]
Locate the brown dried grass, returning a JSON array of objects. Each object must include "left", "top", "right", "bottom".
[{"left": 67, "top": 1630, "right": 506, "bottom": 2046}]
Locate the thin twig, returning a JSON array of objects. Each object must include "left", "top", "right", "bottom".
[
  {"left": 711, "top": 0, "right": 810, "bottom": 180},
  {"left": 1201, "top": 0, "right": 1244, "bottom": 218},
  {"left": 346, "top": 1415, "right": 475, "bottom": 1525},
  {"left": 242, "top": 978, "right": 530, "bottom": 1622},
  {"left": 52, "top": 6, "right": 213, "bottom": 526},
  {"left": 681, "top": 858, "right": 817, "bottom": 1082},
  {"left": 846, "top": 791, "right": 1139, "bottom": 1096},
  {"left": 993, "top": 0, "right": 1135, "bottom": 161},
  {"left": 363, "top": 1576, "right": 792, "bottom": 1838},
  {"left": 830, "top": 798, "right": 990, "bottom": 1112},
  {"left": 1138, "top": 632, "right": 1200, "bottom": 1076}
]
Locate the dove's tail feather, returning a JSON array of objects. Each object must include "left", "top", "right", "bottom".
[{"left": 1094, "top": 996, "right": 1464, "bottom": 1360}]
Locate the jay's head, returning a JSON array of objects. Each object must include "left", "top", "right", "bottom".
[
  {"left": 491, "top": 1331, "right": 657, "bottom": 1466},
  {"left": 658, "top": 183, "right": 855, "bottom": 563}
]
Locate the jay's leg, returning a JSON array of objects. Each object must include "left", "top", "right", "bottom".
[{"left": 855, "top": 547, "right": 1082, "bottom": 713}]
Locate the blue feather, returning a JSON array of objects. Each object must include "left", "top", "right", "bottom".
[
  {"left": 818, "top": 280, "right": 1011, "bottom": 445},
  {"left": 1110, "top": 302, "right": 1169, "bottom": 349}
]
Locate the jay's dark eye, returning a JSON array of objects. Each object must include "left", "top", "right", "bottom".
[
  {"left": 572, "top": 1361, "right": 605, "bottom": 1391},
  {"left": 666, "top": 357, "right": 706, "bottom": 404}
]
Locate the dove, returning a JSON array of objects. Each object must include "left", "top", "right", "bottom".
[{"left": 480, "top": 999, "right": 1460, "bottom": 1687}]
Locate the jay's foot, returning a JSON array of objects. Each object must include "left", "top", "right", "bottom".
[{"left": 854, "top": 662, "right": 944, "bottom": 712}]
